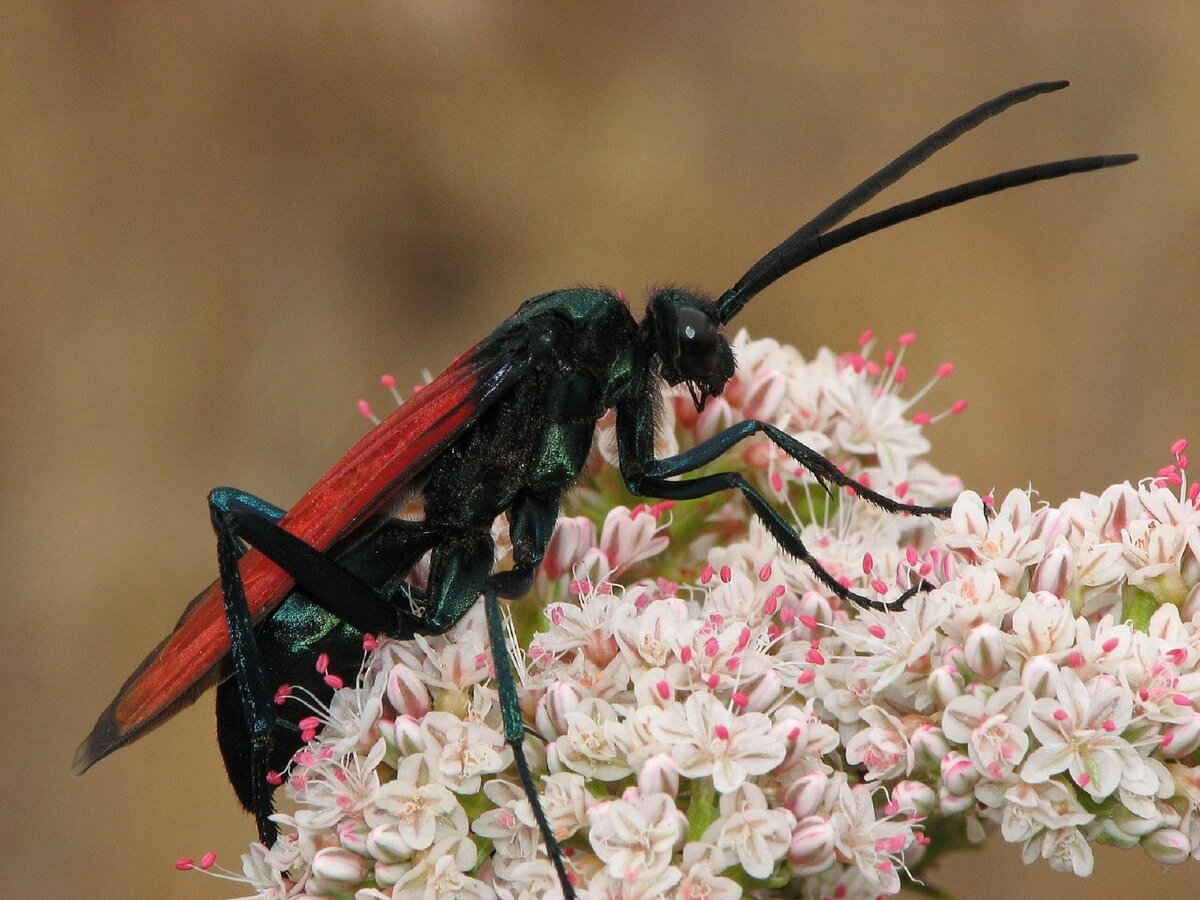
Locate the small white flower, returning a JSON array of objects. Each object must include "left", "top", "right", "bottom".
[
  {"left": 646, "top": 690, "right": 785, "bottom": 792},
  {"left": 588, "top": 791, "right": 687, "bottom": 879},
  {"left": 942, "top": 685, "right": 1033, "bottom": 782},
  {"left": 706, "top": 783, "right": 794, "bottom": 880},
  {"left": 1024, "top": 669, "right": 1142, "bottom": 800}
]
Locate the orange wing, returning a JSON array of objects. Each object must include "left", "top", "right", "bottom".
[{"left": 74, "top": 343, "right": 522, "bottom": 774}]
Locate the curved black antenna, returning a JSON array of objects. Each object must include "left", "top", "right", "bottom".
[
  {"left": 721, "top": 154, "right": 1136, "bottom": 304},
  {"left": 716, "top": 80, "right": 1133, "bottom": 324}
]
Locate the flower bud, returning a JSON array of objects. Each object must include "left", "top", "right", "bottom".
[
  {"left": 964, "top": 623, "right": 1005, "bottom": 680},
  {"left": 940, "top": 751, "right": 979, "bottom": 796},
  {"left": 938, "top": 785, "right": 975, "bottom": 815},
  {"left": 1031, "top": 544, "right": 1072, "bottom": 597},
  {"left": 637, "top": 753, "right": 680, "bottom": 798},
  {"left": 367, "top": 824, "right": 414, "bottom": 863},
  {"left": 891, "top": 780, "right": 937, "bottom": 817},
  {"left": 1097, "top": 817, "right": 1142, "bottom": 848},
  {"left": 543, "top": 515, "right": 597, "bottom": 579},
  {"left": 386, "top": 664, "right": 431, "bottom": 719},
  {"left": 1160, "top": 712, "right": 1200, "bottom": 759},
  {"left": 1021, "top": 654, "right": 1060, "bottom": 699},
  {"left": 911, "top": 724, "right": 951, "bottom": 765},
  {"left": 310, "top": 847, "right": 368, "bottom": 888},
  {"left": 782, "top": 771, "right": 829, "bottom": 820},
  {"left": 338, "top": 818, "right": 370, "bottom": 856},
  {"left": 536, "top": 681, "right": 582, "bottom": 739},
  {"left": 788, "top": 815, "right": 837, "bottom": 873},
  {"left": 928, "top": 664, "right": 965, "bottom": 707},
  {"left": 387, "top": 714, "right": 424, "bottom": 754},
  {"left": 1111, "top": 803, "right": 1163, "bottom": 838},
  {"left": 744, "top": 670, "right": 782, "bottom": 713},
  {"left": 1142, "top": 827, "right": 1191, "bottom": 865}
]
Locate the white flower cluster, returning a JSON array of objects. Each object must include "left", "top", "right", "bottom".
[{"left": 196, "top": 330, "right": 1200, "bottom": 898}]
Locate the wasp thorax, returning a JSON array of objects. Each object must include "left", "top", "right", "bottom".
[{"left": 646, "top": 288, "right": 735, "bottom": 408}]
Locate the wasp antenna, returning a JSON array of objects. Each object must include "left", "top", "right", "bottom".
[
  {"left": 717, "top": 80, "right": 1078, "bottom": 323},
  {"left": 772, "top": 154, "right": 1136, "bottom": 276}
]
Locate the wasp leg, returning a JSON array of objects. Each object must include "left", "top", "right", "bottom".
[
  {"left": 625, "top": 469, "right": 923, "bottom": 613},
  {"left": 635, "top": 418, "right": 950, "bottom": 518},
  {"left": 207, "top": 488, "right": 431, "bottom": 843}
]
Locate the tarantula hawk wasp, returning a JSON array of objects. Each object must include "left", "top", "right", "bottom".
[{"left": 75, "top": 81, "right": 1133, "bottom": 897}]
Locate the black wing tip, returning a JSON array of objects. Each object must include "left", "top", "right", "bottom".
[{"left": 72, "top": 721, "right": 112, "bottom": 775}]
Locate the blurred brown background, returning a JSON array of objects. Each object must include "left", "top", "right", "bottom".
[{"left": 3, "top": 3, "right": 1199, "bottom": 898}]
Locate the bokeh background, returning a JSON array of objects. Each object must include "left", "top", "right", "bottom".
[{"left": 3, "top": 3, "right": 1199, "bottom": 898}]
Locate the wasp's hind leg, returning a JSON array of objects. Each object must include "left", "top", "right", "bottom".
[{"left": 206, "top": 488, "right": 434, "bottom": 843}]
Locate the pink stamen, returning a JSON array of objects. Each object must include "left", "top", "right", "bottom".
[
  {"left": 362, "top": 634, "right": 378, "bottom": 652},
  {"left": 912, "top": 411, "right": 932, "bottom": 426},
  {"left": 758, "top": 563, "right": 773, "bottom": 582},
  {"left": 868, "top": 624, "right": 886, "bottom": 639},
  {"left": 736, "top": 627, "right": 751, "bottom": 651},
  {"left": 894, "top": 365, "right": 907, "bottom": 384},
  {"left": 324, "top": 674, "right": 344, "bottom": 690},
  {"left": 905, "top": 547, "right": 919, "bottom": 566},
  {"left": 680, "top": 645, "right": 693, "bottom": 663},
  {"left": 806, "top": 647, "right": 825, "bottom": 665},
  {"left": 1162, "top": 733, "right": 1175, "bottom": 749},
  {"left": 706, "top": 674, "right": 720, "bottom": 690},
  {"left": 1101, "top": 719, "right": 1116, "bottom": 732},
  {"left": 656, "top": 680, "right": 670, "bottom": 700},
  {"left": 936, "top": 361, "right": 955, "bottom": 378},
  {"left": 356, "top": 399, "right": 377, "bottom": 424},
  {"left": 714, "top": 724, "right": 730, "bottom": 741},
  {"left": 764, "top": 593, "right": 779, "bottom": 616},
  {"left": 704, "top": 637, "right": 720, "bottom": 658},
  {"left": 273, "top": 684, "right": 292, "bottom": 705},
  {"left": 651, "top": 500, "right": 676, "bottom": 516},
  {"left": 898, "top": 331, "right": 917, "bottom": 346},
  {"left": 1172, "top": 437, "right": 1189, "bottom": 456},
  {"left": 701, "top": 564, "right": 714, "bottom": 584},
  {"left": 266, "top": 770, "right": 283, "bottom": 786},
  {"left": 1179, "top": 455, "right": 1190, "bottom": 470},
  {"left": 1173, "top": 693, "right": 1192, "bottom": 707},
  {"left": 315, "top": 653, "right": 330, "bottom": 675},
  {"left": 780, "top": 607, "right": 795, "bottom": 624},
  {"left": 883, "top": 349, "right": 896, "bottom": 368},
  {"left": 858, "top": 329, "right": 873, "bottom": 349},
  {"left": 862, "top": 552, "right": 874, "bottom": 574},
  {"left": 550, "top": 606, "right": 565, "bottom": 625},
  {"left": 199, "top": 852, "right": 217, "bottom": 870},
  {"left": 950, "top": 399, "right": 968, "bottom": 416},
  {"left": 871, "top": 578, "right": 888, "bottom": 594},
  {"left": 1053, "top": 709, "right": 1068, "bottom": 722},
  {"left": 796, "top": 669, "right": 816, "bottom": 686},
  {"left": 799, "top": 614, "right": 819, "bottom": 630},
  {"left": 1167, "top": 648, "right": 1187, "bottom": 666},
  {"left": 1066, "top": 650, "right": 1083, "bottom": 668},
  {"left": 770, "top": 471, "right": 784, "bottom": 493},
  {"left": 380, "top": 373, "right": 397, "bottom": 389},
  {"left": 1157, "top": 465, "right": 1177, "bottom": 479},
  {"left": 719, "top": 565, "right": 732, "bottom": 583},
  {"left": 175, "top": 858, "right": 195, "bottom": 871},
  {"left": 1101, "top": 637, "right": 1119, "bottom": 653},
  {"left": 731, "top": 691, "right": 748, "bottom": 708},
  {"left": 896, "top": 481, "right": 909, "bottom": 498},
  {"left": 1078, "top": 772, "right": 1091, "bottom": 788}
]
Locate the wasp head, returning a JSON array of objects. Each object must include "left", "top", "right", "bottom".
[{"left": 645, "top": 288, "right": 735, "bottom": 411}]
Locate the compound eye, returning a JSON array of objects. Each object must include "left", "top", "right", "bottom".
[{"left": 676, "top": 306, "right": 717, "bottom": 369}]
